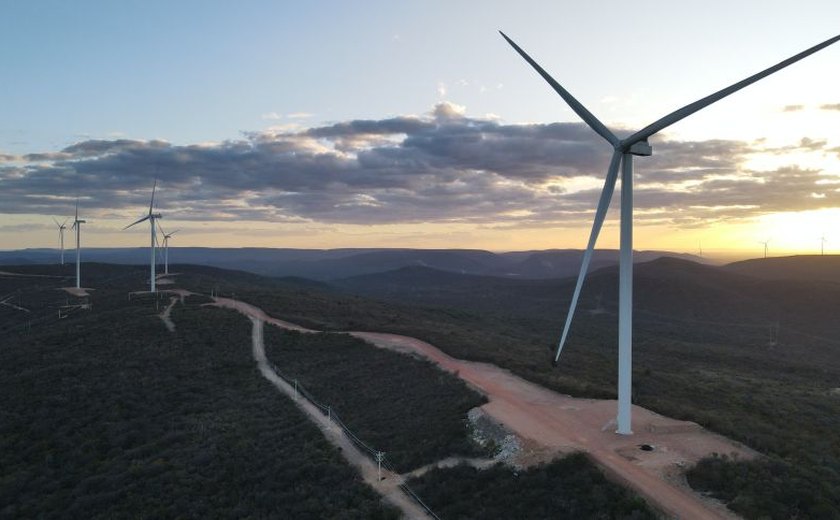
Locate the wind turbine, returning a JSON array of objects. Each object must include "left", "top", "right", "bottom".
[
  {"left": 52, "top": 217, "right": 69, "bottom": 265},
  {"left": 760, "top": 239, "right": 771, "bottom": 259},
  {"left": 70, "top": 200, "right": 86, "bottom": 289},
  {"left": 821, "top": 234, "right": 827, "bottom": 256},
  {"left": 158, "top": 223, "right": 179, "bottom": 275},
  {"left": 124, "top": 180, "right": 163, "bottom": 293},
  {"left": 501, "top": 31, "right": 840, "bottom": 435}
]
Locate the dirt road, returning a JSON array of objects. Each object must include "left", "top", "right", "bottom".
[
  {"left": 353, "top": 332, "right": 746, "bottom": 520},
  {"left": 215, "top": 297, "right": 747, "bottom": 519},
  {"left": 159, "top": 297, "right": 177, "bottom": 332},
  {"left": 247, "top": 316, "right": 428, "bottom": 519}
]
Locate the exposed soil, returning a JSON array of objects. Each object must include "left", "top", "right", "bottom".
[
  {"left": 213, "top": 296, "right": 749, "bottom": 519},
  {"left": 159, "top": 297, "right": 178, "bottom": 332},
  {"left": 247, "top": 315, "right": 427, "bottom": 519},
  {"left": 61, "top": 287, "right": 92, "bottom": 297},
  {"left": 353, "top": 332, "right": 749, "bottom": 520}
]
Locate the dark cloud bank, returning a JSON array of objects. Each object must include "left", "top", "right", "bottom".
[{"left": 1, "top": 103, "right": 837, "bottom": 227}]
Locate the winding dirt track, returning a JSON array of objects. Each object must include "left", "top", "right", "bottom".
[
  {"left": 212, "top": 299, "right": 427, "bottom": 519},
  {"left": 214, "top": 297, "right": 748, "bottom": 520}
]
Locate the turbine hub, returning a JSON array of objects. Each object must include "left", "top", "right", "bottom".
[{"left": 629, "top": 140, "right": 653, "bottom": 156}]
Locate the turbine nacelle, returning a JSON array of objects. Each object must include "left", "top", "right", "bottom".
[{"left": 628, "top": 140, "right": 652, "bottom": 156}]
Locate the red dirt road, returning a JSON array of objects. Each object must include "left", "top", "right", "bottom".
[
  {"left": 353, "top": 332, "right": 748, "bottom": 520},
  {"left": 213, "top": 296, "right": 748, "bottom": 519}
]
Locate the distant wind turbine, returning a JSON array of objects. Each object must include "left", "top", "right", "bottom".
[
  {"left": 125, "top": 180, "right": 163, "bottom": 293},
  {"left": 500, "top": 30, "right": 840, "bottom": 435},
  {"left": 52, "top": 217, "right": 69, "bottom": 265},
  {"left": 760, "top": 239, "right": 771, "bottom": 259},
  {"left": 821, "top": 234, "right": 827, "bottom": 256},
  {"left": 158, "top": 223, "right": 178, "bottom": 275},
  {"left": 70, "top": 199, "right": 86, "bottom": 288}
]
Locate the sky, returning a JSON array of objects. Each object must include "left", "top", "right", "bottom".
[{"left": 1, "top": 0, "right": 839, "bottom": 258}]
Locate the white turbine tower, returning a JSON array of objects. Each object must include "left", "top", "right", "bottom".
[
  {"left": 52, "top": 217, "right": 69, "bottom": 265},
  {"left": 125, "top": 180, "right": 163, "bottom": 293},
  {"left": 70, "top": 200, "right": 86, "bottom": 289},
  {"left": 821, "top": 234, "right": 827, "bottom": 256},
  {"left": 158, "top": 224, "right": 178, "bottom": 275},
  {"left": 501, "top": 31, "right": 840, "bottom": 435}
]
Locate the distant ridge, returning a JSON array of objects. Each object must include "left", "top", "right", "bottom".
[
  {"left": 333, "top": 256, "right": 840, "bottom": 349},
  {"left": 724, "top": 255, "right": 840, "bottom": 284},
  {"left": 0, "top": 247, "right": 703, "bottom": 281}
]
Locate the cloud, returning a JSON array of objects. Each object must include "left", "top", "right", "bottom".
[
  {"left": 782, "top": 104, "right": 804, "bottom": 112},
  {"left": 261, "top": 112, "right": 282, "bottom": 120},
  {"left": 0, "top": 103, "right": 836, "bottom": 229},
  {"left": 820, "top": 103, "right": 840, "bottom": 111}
]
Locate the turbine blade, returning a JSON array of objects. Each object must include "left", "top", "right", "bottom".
[
  {"left": 624, "top": 33, "right": 840, "bottom": 146},
  {"left": 62, "top": 217, "right": 69, "bottom": 227},
  {"left": 52, "top": 217, "right": 60, "bottom": 227},
  {"left": 499, "top": 31, "right": 619, "bottom": 147},
  {"left": 75, "top": 198, "right": 79, "bottom": 220},
  {"left": 169, "top": 229, "right": 179, "bottom": 236},
  {"left": 149, "top": 178, "right": 157, "bottom": 215},
  {"left": 554, "top": 150, "right": 623, "bottom": 362},
  {"left": 123, "top": 215, "right": 151, "bottom": 230}
]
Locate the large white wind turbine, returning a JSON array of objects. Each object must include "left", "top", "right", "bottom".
[
  {"left": 52, "top": 217, "right": 69, "bottom": 265},
  {"left": 70, "top": 200, "right": 86, "bottom": 289},
  {"left": 124, "top": 180, "right": 163, "bottom": 293},
  {"left": 501, "top": 31, "right": 840, "bottom": 435},
  {"left": 158, "top": 224, "right": 178, "bottom": 275}
]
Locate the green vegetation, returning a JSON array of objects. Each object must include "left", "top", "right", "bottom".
[
  {"left": 0, "top": 279, "right": 397, "bottom": 519},
  {"left": 263, "top": 328, "right": 487, "bottom": 471},
  {"left": 407, "top": 453, "right": 655, "bottom": 519},
  {"left": 174, "top": 262, "right": 840, "bottom": 518},
  {"left": 8, "top": 260, "right": 840, "bottom": 518},
  {"left": 687, "top": 454, "right": 840, "bottom": 519}
]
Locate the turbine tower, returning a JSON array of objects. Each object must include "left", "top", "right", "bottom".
[
  {"left": 125, "top": 180, "right": 163, "bottom": 293},
  {"left": 501, "top": 31, "right": 840, "bottom": 435},
  {"left": 53, "top": 217, "right": 69, "bottom": 265},
  {"left": 821, "top": 234, "right": 827, "bottom": 256},
  {"left": 70, "top": 200, "right": 86, "bottom": 289},
  {"left": 158, "top": 224, "right": 178, "bottom": 275}
]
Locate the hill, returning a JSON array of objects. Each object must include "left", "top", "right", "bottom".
[
  {"left": 723, "top": 254, "right": 840, "bottom": 284},
  {"left": 0, "top": 246, "right": 704, "bottom": 280},
  {"left": 7, "top": 258, "right": 840, "bottom": 518},
  {"left": 0, "top": 271, "right": 399, "bottom": 519},
  {"left": 1, "top": 263, "right": 657, "bottom": 519},
  {"left": 324, "top": 258, "right": 840, "bottom": 517}
]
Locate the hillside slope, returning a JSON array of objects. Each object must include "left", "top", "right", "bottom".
[{"left": 723, "top": 254, "right": 840, "bottom": 284}]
